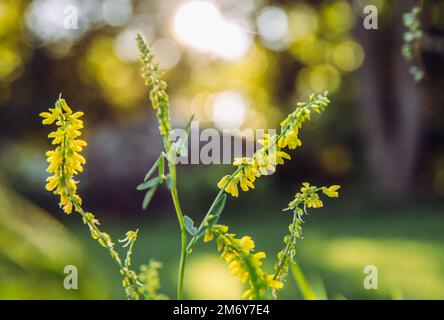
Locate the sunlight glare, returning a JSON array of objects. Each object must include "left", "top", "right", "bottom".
[
  {"left": 212, "top": 90, "right": 247, "bottom": 129},
  {"left": 173, "top": 1, "right": 251, "bottom": 61}
]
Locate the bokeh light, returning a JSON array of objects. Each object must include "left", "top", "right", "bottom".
[
  {"left": 332, "top": 40, "right": 365, "bottom": 72},
  {"left": 297, "top": 63, "right": 341, "bottom": 95},
  {"left": 151, "top": 38, "right": 182, "bottom": 70},
  {"left": 114, "top": 28, "right": 140, "bottom": 62},
  {"left": 288, "top": 4, "right": 319, "bottom": 41},
  {"left": 173, "top": 0, "right": 252, "bottom": 61},
  {"left": 102, "top": 0, "right": 132, "bottom": 27},
  {"left": 320, "top": 144, "right": 353, "bottom": 175},
  {"left": 256, "top": 6, "right": 289, "bottom": 51},
  {"left": 185, "top": 254, "right": 242, "bottom": 299},
  {"left": 0, "top": 45, "right": 22, "bottom": 80},
  {"left": 80, "top": 35, "right": 145, "bottom": 109},
  {"left": 211, "top": 90, "right": 248, "bottom": 129},
  {"left": 322, "top": 1, "right": 355, "bottom": 34}
]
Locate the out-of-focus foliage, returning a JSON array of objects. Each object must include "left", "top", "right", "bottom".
[
  {"left": 0, "top": 0, "right": 28, "bottom": 103},
  {"left": 0, "top": 0, "right": 442, "bottom": 204},
  {"left": 0, "top": 181, "right": 106, "bottom": 299}
]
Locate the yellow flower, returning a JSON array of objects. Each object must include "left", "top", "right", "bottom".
[
  {"left": 278, "top": 128, "right": 302, "bottom": 150},
  {"left": 307, "top": 198, "right": 323, "bottom": 208},
  {"left": 322, "top": 185, "right": 341, "bottom": 198},
  {"left": 216, "top": 93, "right": 331, "bottom": 198},
  {"left": 266, "top": 274, "right": 283, "bottom": 289},
  {"left": 205, "top": 224, "right": 283, "bottom": 299},
  {"left": 258, "top": 133, "right": 276, "bottom": 148},
  {"left": 203, "top": 230, "right": 214, "bottom": 242},
  {"left": 233, "top": 157, "right": 249, "bottom": 166},
  {"left": 225, "top": 179, "right": 239, "bottom": 197},
  {"left": 270, "top": 150, "right": 291, "bottom": 165},
  {"left": 239, "top": 175, "right": 254, "bottom": 192},
  {"left": 217, "top": 175, "right": 230, "bottom": 189},
  {"left": 239, "top": 236, "right": 255, "bottom": 253},
  {"left": 40, "top": 97, "right": 86, "bottom": 214},
  {"left": 244, "top": 164, "right": 260, "bottom": 182}
]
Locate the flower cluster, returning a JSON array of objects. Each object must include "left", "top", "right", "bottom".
[
  {"left": 138, "top": 260, "right": 168, "bottom": 300},
  {"left": 136, "top": 32, "right": 171, "bottom": 138},
  {"left": 217, "top": 92, "right": 330, "bottom": 197},
  {"left": 41, "top": 97, "right": 141, "bottom": 299},
  {"left": 273, "top": 182, "right": 340, "bottom": 298},
  {"left": 40, "top": 97, "right": 86, "bottom": 214},
  {"left": 204, "top": 224, "right": 282, "bottom": 299}
]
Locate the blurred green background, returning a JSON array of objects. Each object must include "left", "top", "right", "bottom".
[{"left": 1, "top": 0, "right": 444, "bottom": 299}]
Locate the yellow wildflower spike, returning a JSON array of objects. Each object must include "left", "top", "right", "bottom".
[
  {"left": 205, "top": 224, "right": 281, "bottom": 299},
  {"left": 41, "top": 97, "right": 86, "bottom": 215}
]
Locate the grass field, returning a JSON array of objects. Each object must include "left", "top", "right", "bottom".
[{"left": 73, "top": 205, "right": 444, "bottom": 300}]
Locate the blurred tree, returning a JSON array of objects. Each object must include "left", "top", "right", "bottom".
[{"left": 355, "top": 0, "right": 423, "bottom": 196}]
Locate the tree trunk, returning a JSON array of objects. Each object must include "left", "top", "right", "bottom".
[{"left": 356, "top": 1, "right": 421, "bottom": 196}]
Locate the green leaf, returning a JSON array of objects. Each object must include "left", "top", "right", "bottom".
[
  {"left": 183, "top": 215, "right": 197, "bottom": 236},
  {"left": 143, "top": 156, "right": 162, "bottom": 182},
  {"left": 142, "top": 185, "right": 158, "bottom": 210},
  {"left": 198, "top": 194, "right": 227, "bottom": 234},
  {"left": 166, "top": 143, "right": 178, "bottom": 164},
  {"left": 166, "top": 174, "right": 172, "bottom": 190},
  {"left": 167, "top": 114, "right": 195, "bottom": 163},
  {"left": 184, "top": 114, "right": 195, "bottom": 136},
  {"left": 158, "top": 154, "right": 165, "bottom": 177},
  {"left": 290, "top": 262, "right": 318, "bottom": 300},
  {"left": 137, "top": 176, "right": 162, "bottom": 191},
  {"left": 211, "top": 194, "right": 227, "bottom": 219}
]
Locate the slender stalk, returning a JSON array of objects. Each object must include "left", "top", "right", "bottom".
[
  {"left": 70, "top": 197, "right": 139, "bottom": 298},
  {"left": 186, "top": 167, "right": 242, "bottom": 253},
  {"left": 273, "top": 210, "right": 298, "bottom": 280},
  {"left": 168, "top": 162, "right": 187, "bottom": 300},
  {"left": 136, "top": 33, "right": 189, "bottom": 299}
]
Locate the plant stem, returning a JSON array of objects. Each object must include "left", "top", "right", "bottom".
[
  {"left": 70, "top": 197, "right": 139, "bottom": 299},
  {"left": 186, "top": 167, "right": 242, "bottom": 253},
  {"left": 168, "top": 161, "right": 187, "bottom": 300},
  {"left": 273, "top": 210, "right": 298, "bottom": 281}
]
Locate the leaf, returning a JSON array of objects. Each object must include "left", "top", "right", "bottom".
[
  {"left": 290, "top": 262, "right": 318, "bottom": 300},
  {"left": 137, "top": 176, "right": 162, "bottom": 191},
  {"left": 211, "top": 194, "right": 227, "bottom": 219},
  {"left": 167, "top": 114, "right": 195, "bottom": 163},
  {"left": 158, "top": 154, "right": 165, "bottom": 177},
  {"left": 144, "top": 156, "right": 162, "bottom": 182},
  {"left": 165, "top": 174, "right": 172, "bottom": 190},
  {"left": 199, "top": 194, "right": 227, "bottom": 233},
  {"left": 183, "top": 215, "right": 197, "bottom": 236},
  {"left": 184, "top": 114, "right": 195, "bottom": 136},
  {"left": 166, "top": 142, "right": 178, "bottom": 164},
  {"left": 142, "top": 185, "right": 158, "bottom": 210}
]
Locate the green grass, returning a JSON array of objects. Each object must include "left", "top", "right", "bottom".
[{"left": 70, "top": 207, "right": 444, "bottom": 300}]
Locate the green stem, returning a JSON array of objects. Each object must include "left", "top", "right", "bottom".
[
  {"left": 273, "top": 210, "right": 298, "bottom": 281},
  {"left": 59, "top": 112, "right": 138, "bottom": 299},
  {"left": 70, "top": 197, "right": 139, "bottom": 298},
  {"left": 168, "top": 161, "right": 187, "bottom": 300},
  {"left": 186, "top": 166, "right": 242, "bottom": 253}
]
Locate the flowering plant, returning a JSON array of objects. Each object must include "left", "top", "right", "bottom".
[{"left": 39, "top": 34, "right": 340, "bottom": 300}]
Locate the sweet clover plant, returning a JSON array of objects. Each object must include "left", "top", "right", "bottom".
[{"left": 40, "top": 34, "right": 340, "bottom": 300}]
